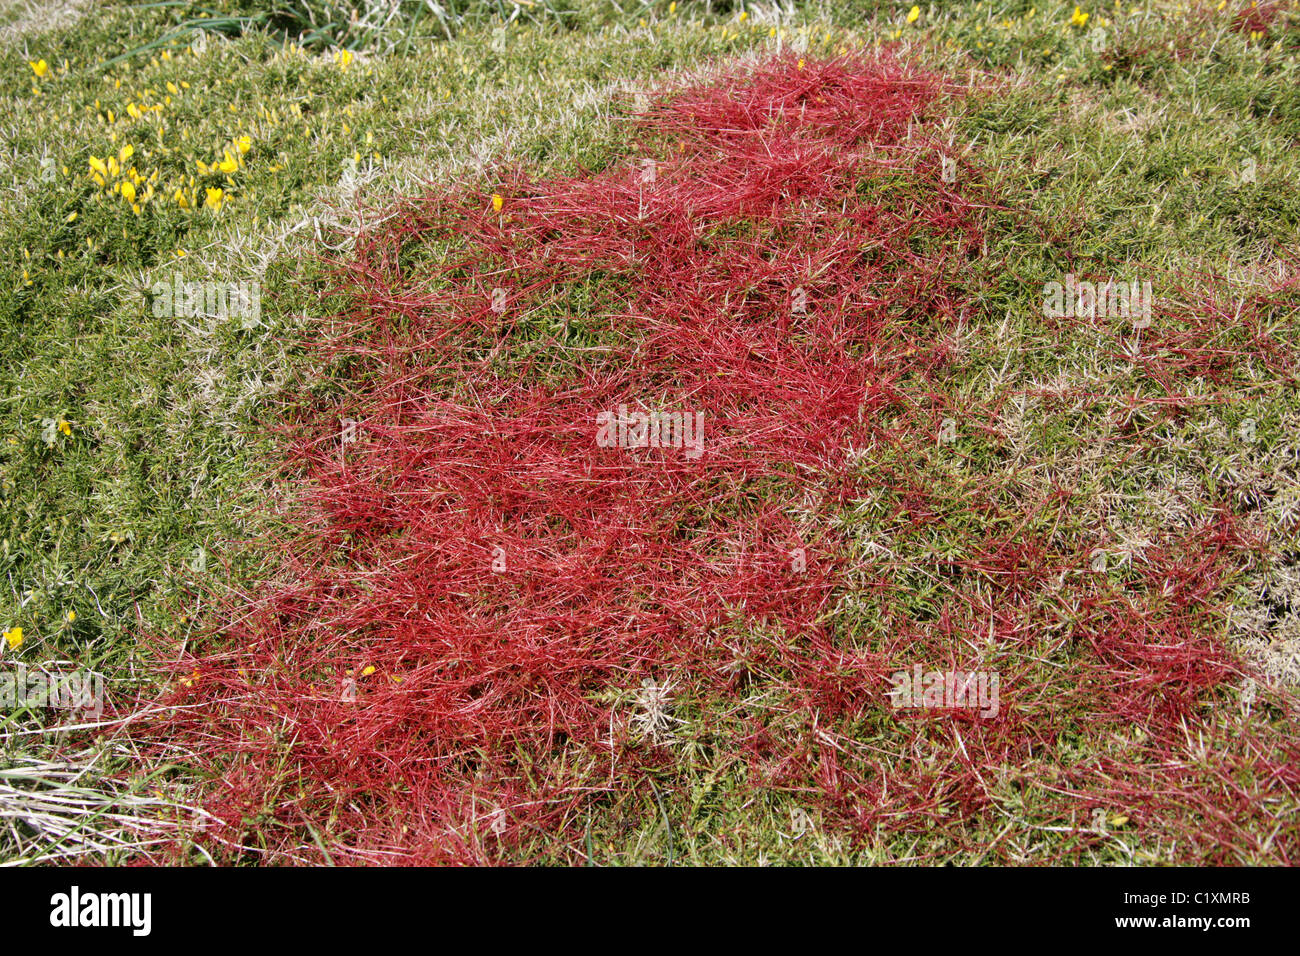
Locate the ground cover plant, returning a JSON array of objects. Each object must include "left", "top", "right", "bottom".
[{"left": 0, "top": 0, "right": 1297, "bottom": 865}]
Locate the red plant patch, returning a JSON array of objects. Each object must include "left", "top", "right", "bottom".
[
  {"left": 136, "top": 55, "right": 1300, "bottom": 864},
  {"left": 1232, "top": 0, "right": 1283, "bottom": 38}
]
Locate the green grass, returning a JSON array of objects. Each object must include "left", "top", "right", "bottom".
[{"left": 1, "top": 0, "right": 1297, "bottom": 864}]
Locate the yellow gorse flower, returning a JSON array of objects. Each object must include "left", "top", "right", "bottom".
[
  {"left": 29, "top": 59, "right": 48, "bottom": 78},
  {"left": 492, "top": 193, "right": 504, "bottom": 212},
  {"left": 235, "top": 135, "right": 252, "bottom": 154},
  {"left": 3, "top": 626, "right": 22, "bottom": 651},
  {"left": 217, "top": 150, "right": 238, "bottom": 174},
  {"left": 57, "top": 418, "right": 71, "bottom": 436},
  {"left": 205, "top": 186, "right": 224, "bottom": 211},
  {"left": 907, "top": 5, "right": 921, "bottom": 23},
  {"left": 1070, "top": 6, "right": 1089, "bottom": 26},
  {"left": 120, "top": 180, "right": 136, "bottom": 203}
]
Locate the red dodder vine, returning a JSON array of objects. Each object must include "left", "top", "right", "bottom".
[{"left": 139, "top": 56, "right": 1299, "bottom": 864}]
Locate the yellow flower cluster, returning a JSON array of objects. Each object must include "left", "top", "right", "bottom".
[
  {"left": 191, "top": 134, "right": 253, "bottom": 211},
  {"left": 72, "top": 50, "right": 262, "bottom": 217},
  {"left": 95, "top": 78, "right": 187, "bottom": 127},
  {"left": 85, "top": 133, "right": 251, "bottom": 215},
  {"left": 87, "top": 144, "right": 156, "bottom": 214}
]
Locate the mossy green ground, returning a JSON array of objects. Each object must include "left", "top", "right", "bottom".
[{"left": 1, "top": 0, "right": 1297, "bottom": 863}]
